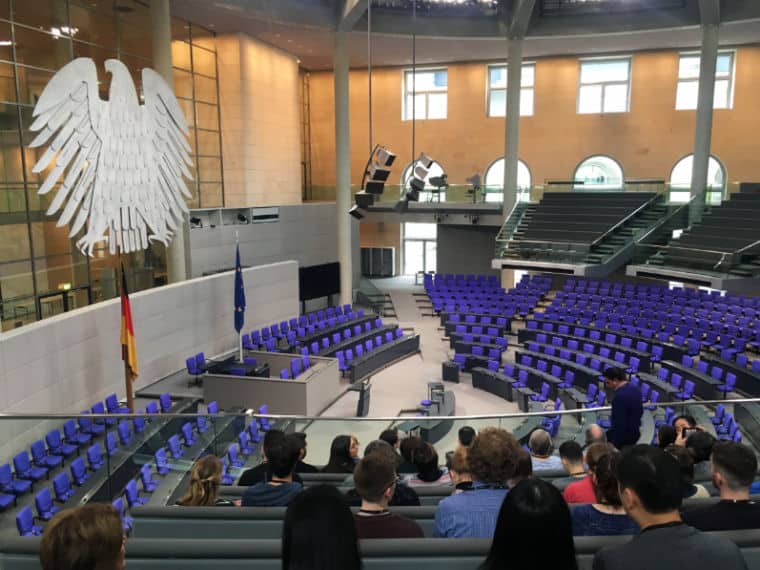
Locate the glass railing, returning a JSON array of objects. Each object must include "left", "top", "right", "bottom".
[
  {"left": 0, "top": 397, "right": 755, "bottom": 512},
  {"left": 305, "top": 184, "right": 520, "bottom": 205}
]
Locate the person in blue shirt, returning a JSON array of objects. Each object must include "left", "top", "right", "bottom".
[
  {"left": 434, "top": 427, "right": 521, "bottom": 538},
  {"left": 603, "top": 367, "right": 643, "bottom": 449}
]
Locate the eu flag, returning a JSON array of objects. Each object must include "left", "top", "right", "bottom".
[{"left": 234, "top": 244, "right": 246, "bottom": 333}]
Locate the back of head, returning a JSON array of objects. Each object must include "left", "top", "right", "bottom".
[
  {"left": 378, "top": 429, "right": 399, "bottom": 448},
  {"left": 512, "top": 448, "right": 533, "bottom": 483},
  {"left": 179, "top": 455, "right": 223, "bottom": 506},
  {"left": 593, "top": 451, "right": 623, "bottom": 507},
  {"left": 712, "top": 441, "right": 758, "bottom": 491},
  {"left": 263, "top": 429, "right": 286, "bottom": 459},
  {"left": 39, "top": 503, "right": 124, "bottom": 570},
  {"left": 484, "top": 479, "right": 577, "bottom": 570},
  {"left": 458, "top": 426, "right": 476, "bottom": 447},
  {"left": 268, "top": 435, "right": 301, "bottom": 478},
  {"left": 399, "top": 436, "right": 423, "bottom": 464},
  {"left": 685, "top": 431, "right": 716, "bottom": 463},
  {"left": 559, "top": 440, "right": 583, "bottom": 465},
  {"left": 468, "top": 427, "right": 519, "bottom": 485},
  {"left": 585, "top": 443, "right": 614, "bottom": 473},
  {"left": 354, "top": 453, "right": 396, "bottom": 503},
  {"left": 657, "top": 425, "right": 677, "bottom": 449},
  {"left": 448, "top": 447, "right": 469, "bottom": 475},
  {"left": 292, "top": 432, "right": 307, "bottom": 450},
  {"left": 618, "top": 445, "right": 682, "bottom": 513},
  {"left": 283, "top": 485, "right": 361, "bottom": 570},
  {"left": 323, "top": 435, "right": 353, "bottom": 473},
  {"left": 603, "top": 366, "right": 626, "bottom": 382},
  {"left": 585, "top": 424, "right": 607, "bottom": 448},
  {"left": 528, "top": 429, "right": 553, "bottom": 457},
  {"left": 412, "top": 442, "right": 441, "bottom": 481},
  {"left": 665, "top": 444, "right": 696, "bottom": 487},
  {"left": 363, "top": 439, "right": 399, "bottom": 468}
]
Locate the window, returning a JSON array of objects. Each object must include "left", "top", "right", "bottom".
[
  {"left": 403, "top": 223, "right": 437, "bottom": 276},
  {"left": 669, "top": 154, "right": 725, "bottom": 205},
  {"left": 483, "top": 158, "right": 532, "bottom": 202},
  {"left": 487, "top": 64, "right": 535, "bottom": 117},
  {"left": 401, "top": 161, "right": 446, "bottom": 202},
  {"left": 675, "top": 52, "right": 734, "bottom": 110},
  {"left": 573, "top": 156, "right": 624, "bottom": 191},
  {"left": 403, "top": 68, "right": 447, "bottom": 120},
  {"left": 578, "top": 58, "right": 631, "bottom": 114}
]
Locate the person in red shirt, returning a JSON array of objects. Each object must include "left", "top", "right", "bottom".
[{"left": 563, "top": 442, "right": 613, "bottom": 504}]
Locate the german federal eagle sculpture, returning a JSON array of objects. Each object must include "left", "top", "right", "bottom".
[{"left": 29, "top": 57, "right": 193, "bottom": 256}]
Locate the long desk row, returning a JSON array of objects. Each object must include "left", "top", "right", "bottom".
[
  {"left": 661, "top": 360, "right": 723, "bottom": 400},
  {"left": 319, "top": 325, "right": 398, "bottom": 358},
  {"left": 440, "top": 312, "right": 512, "bottom": 331},
  {"left": 702, "top": 354, "right": 760, "bottom": 396},
  {"left": 518, "top": 329, "right": 652, "bottom": 373},
  {"left": 347, "top": 333, "right": 421, "bottom": 383},
  {"left": 6, "top": 531, "right": 760, "bottom": 570}
]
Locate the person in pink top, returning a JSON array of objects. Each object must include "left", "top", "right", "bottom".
[{"left": 563, "top": 443, "right": 613, "bottom": 503}]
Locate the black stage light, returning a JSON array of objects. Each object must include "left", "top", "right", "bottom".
[
  {"left": 355, "top": 191, "right": 375, "bottom": 209},
  {"left": 365, "top": 180, "right": 386, "bottom": 195},
  {"left": 405, "top": 187, "right": 420, "bottom": 202},
  {"left": 349, "top": 205, "right": 365, "bottom": 219},
  {"left": 368, "top": 163, "right": 390, "bottom": 182},
  {"left": 376, "top": 147, "right": 396, "bottom": 167}
]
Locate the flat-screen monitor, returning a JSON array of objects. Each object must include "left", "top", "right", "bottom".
[{"left": 299, "top": 262, "right": 340, "bottom": 301}]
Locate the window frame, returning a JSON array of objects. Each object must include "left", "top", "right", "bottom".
[
  {"left": 486, "top": 63, "right": 536, "bottom": 118},
  {"left": 675, "top": 50, "right": 736, "bottom": 111},
  {"left": 401, "top": 67, "right": 448, "bottom": 121},
  {"left": 577, "top": 56, "right": 632, "bottom": 115}
]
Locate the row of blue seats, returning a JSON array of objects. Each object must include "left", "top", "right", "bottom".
[
  {"left": 336, "top": 329, "right": 405, "bottom": 372},
  {"left": 297, "top": 318, "right": 385, "bottom": 357},
  {"left": 243, "top": 308, "right": 364, "bottom": 350}
]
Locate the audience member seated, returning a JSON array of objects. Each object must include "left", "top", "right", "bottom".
[
  {"left": 585, "top": 423, "right": 607, "bottom": 449},
  {"left": 398, "top": 436, "right": 424, "bottom": 474},
  {"left": 509, "top": 448, "right": 533, "bottom": 489},
  {"left": 656, "top": 425, "right": 677, "bottom": 449},
  {"left": 283, "top": 485, "right": 361, "bottom": 570},
  {"left": 553, "top": 440, "right": 587, "bottom": 488},
  {"left": 482, "top": 479, "right": 578, "bottom": 570},
  {"left": 593, "top": 445, "right": 747, "bottom": 570},
  {"left": 322, "top": 435, "right": 359, "bottom": 474},
  {"left": 242, "top": 434, "right": 302, "bottom": 507},
  {"left": 682, "top": 441, "right": 760, "bottom": 531},
  {"left": 176, "top": 455, "right": 234, "bottom": 507},
  {"left": 404, "top": 442, "right": 452, "bottom": 486},
  {"left": 238, "top": 430, "right": 304, "bottom": 486},
  {"left": 457, "top": 425, "right": 476, "bottom": 449},
  {"left": 353, "top": 453, "right": 424, "bottom": 539},
  {"left": 572, "top": 451, "right": 640, "bottom": 536},
  {"left": 379, "top": 428, "right": 400, "bottom": 450},
  {"left": 434, "top": 427, "right": 519, "bottom": 538},
  {"left": 673, "top": 414, "right": 698, "bottom": 442},
  {"left": 344, "top": 440, "right": 420, "bottom": 506},
  {"left": 528, "top": 429, "right": 563, "bottom": 471},
  {"left": 39, "top": 504, "right": 125, "bottom": 570},
  {"left": 563, "top": 443, "right": 613, "bottom": 504},
  {"left": 684, "top": 431, "right": 716, "bottom": 481},
  {"left": 665, "top": 445, "right": 710, "bottom": 499},
  {"left": 292, "top": 432, "right": 318, "bottom": 474},
  {"left": 447, "top": 447, "right": 473, "bottom": 492}
]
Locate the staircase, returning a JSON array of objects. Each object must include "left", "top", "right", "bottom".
[{"left": 494, "top": 201, "right": 533, "bottom": 258}]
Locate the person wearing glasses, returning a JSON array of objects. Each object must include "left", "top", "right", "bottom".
[{"left": 353, "top": 452, "right": 424, "bottom": 539}]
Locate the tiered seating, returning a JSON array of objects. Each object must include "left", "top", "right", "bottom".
[{"left": 651, "top": 193, "right": 760, "bottom": 275}]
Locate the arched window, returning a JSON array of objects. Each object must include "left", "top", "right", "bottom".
[
  {"left": 669, "top": 154, "right": 726, "bottom": 205},
  {"left": 573, "top": 155, "right": 624, "bottom": 191},
  {"left": 401, "top": 161, "right": 446, "bottom": 202},
  {"left": 483, "top": 158, "right": 531, "bottom": 203}
]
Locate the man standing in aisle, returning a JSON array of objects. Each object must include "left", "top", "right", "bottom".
[{"left": 603, "top": 367, "right": 643, "bottom": 449}]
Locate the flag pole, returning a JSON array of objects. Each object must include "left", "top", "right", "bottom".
[
  {"left": 119, "top": 257, "right": 135, "bottom": 412},
  {"left": 237, "top": 230, "right": 243, "bottom": 363}
]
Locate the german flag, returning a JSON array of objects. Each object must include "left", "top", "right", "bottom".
[{"left": 120, "top": 266, "right": 138, "bottom": 379}]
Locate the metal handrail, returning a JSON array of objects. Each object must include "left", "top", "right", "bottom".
[
  {"left": 589, "top": 191, "right": 663, "bottom": 248},
  {"left": 737, "top": 238, "right": 760, "bottom": 255},
  {"left": 640, "top": 243, "right": 733, "bottom": 256},
  {"left": 634, "top": 193, "right": 699, "bottom": 245},
  {"left": 2, "top": 397, "right": 760, "bottom": 422}
]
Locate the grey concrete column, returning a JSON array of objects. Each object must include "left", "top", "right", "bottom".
[
  {"left": 334, "top": 31, "right": 352, "bottom": 305},
  {"left": 151, "top": 0, "right": 189, "bottom": 282},
  {"left": 502, "top": 37, "right": 524, "bottom": 216},
  {"left": 689, "top": 23, "right": 719, "bottom": 223}
]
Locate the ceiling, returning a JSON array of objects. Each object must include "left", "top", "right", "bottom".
[{"left": 170, "top": 1, "right": 760, "bottom": 70}]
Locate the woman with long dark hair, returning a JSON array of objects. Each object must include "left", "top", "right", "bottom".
[
  {"left": 482, "top": 478, "right": 577, "bottom": 570},
  {"left": 176, "top": 455, "right": 234, "bottom": 506},
  {"left": 282, "top": 485, "right": 361, "bottom": 570},
  {"left": 322, "top": 435, "right": 356, "bottom": 473}
]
